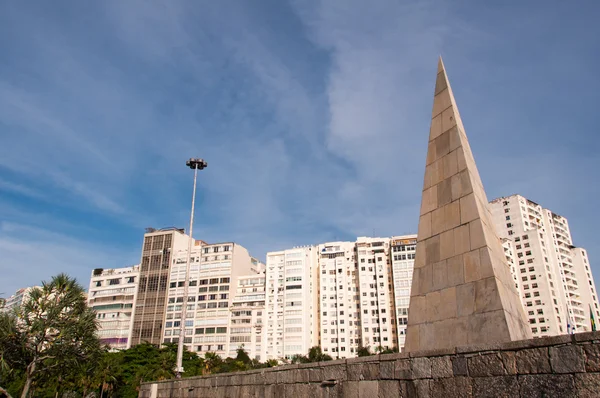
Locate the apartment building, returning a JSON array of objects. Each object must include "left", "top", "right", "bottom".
[
  {"left": 0, "top": 286, "right": 40, "bottom": 313},
  {"left": 88, "top": 265, "right": 140, "bottom": 350},
  {"left": 490, "top": 194, "right": 600, "bottom": 337},
  {"left": 390, "top": 235, "right": 417, "bottom": 350},
  {"left": 317, "top": 241, "right": 361, "bottom": 358},
  {"left": 264, "top": 246, "right": 319, "bottom": 360},
  {"left": 230, "top": 273, "right": 266, "bottom": 361},
  {"left": 162, "top": 240, "right": 262, "bottom": 359},
  {"left": 131, "top": 227, "right": 190, "bottom": 346},
  {"left": 355, "top": 237, "right": 396, "bottom": 353}
]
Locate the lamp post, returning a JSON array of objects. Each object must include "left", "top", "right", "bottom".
[{"left": 176, "top": 158, "right": 207, "bottom": 378}]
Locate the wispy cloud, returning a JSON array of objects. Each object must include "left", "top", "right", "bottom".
[{"left": 0, "top": 0, "right": 599, "bottom": 294}]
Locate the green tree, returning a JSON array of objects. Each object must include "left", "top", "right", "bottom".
[
  {"left": 0, "top": 274, "right": 101, "bottom": 398},
  {"left": 357, "top": 346, "right": 372, "bottom": 357},
  {"left": 307, "top": 346, "right": 333, "bottom": 362}
]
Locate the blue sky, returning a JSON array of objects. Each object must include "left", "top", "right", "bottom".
[{"left": 1, "top": 0, "right": 599, "bottom": 295}]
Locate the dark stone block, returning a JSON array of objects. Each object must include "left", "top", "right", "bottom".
[
  {"left": 322, "top": 364, "right": 347, "bottom": 381},
  {"left": 472, "top": 376, "right": 518, "bottom": 397},
  {"left": 574, "top": 373, "right": 600, "bottom": 398},
  {"left": 406, "top": 379, "right": 429, "bottom": 398},
  {"left": 412, "top": 357, "right": 432, "bottom": 379},
  {"left": 452, "top": 356, "right": 468, "bottom": 376},
  {"left": 430, "top": 377, "right": 472, "bottom": 397},
  {"left": 394, "top": 359, "right": 413, "bottom": 380},
  {"left": 308, "top": 367, "right": 324, "bottom": 383},
  {"left": 468, "top": 353, "right": 507, "bottom": 377},
  {"left": 518, "top": 374, "right": 576, "bottom": 398},
  {"left": 500, "top": 351, "right": 517, "bottom": 375},
  {"left": 572, "top": 331, "right": 600, "bottom": 343},
  {"left": 378, "top": 380, "right": 405, "bottom": 398},
  {"left": 550, "top": 345, "right": 585, "bottom": 373},
  {"left": 342, "top": 380, "right": 360, "bottom": 398},
  {"left": 431, "top": 356, "right": 453, "bottom": 378},
  {"left": 358, "top": 380, "right": 379, "bottom": 397},
  {"left": 348, "top": 363, "right": 380, "bottom": 381},
  {"left": 380, "top": 360, "right": 395, "bottom": 379},
  {"left": 515, "top": 347, "right": 551, "bottom": 374},
  {"left": 583, "top": 343, "right": 600, "bottom": 372}
]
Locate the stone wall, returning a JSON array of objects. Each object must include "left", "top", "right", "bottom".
[{"left": 139, "top": 332, "right": 600, "bottom": 397}]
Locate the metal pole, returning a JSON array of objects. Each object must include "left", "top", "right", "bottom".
[{"left": 176, "top": 163, "right": 199, "bottom": 378}]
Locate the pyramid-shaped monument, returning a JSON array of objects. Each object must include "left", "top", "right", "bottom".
[{"left": 405, "top": 58, "right": 531, "bottom": 352}]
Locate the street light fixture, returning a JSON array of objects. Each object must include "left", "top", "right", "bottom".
[{"left": 176, "top": 158, "right": 207, "bottom": 378}]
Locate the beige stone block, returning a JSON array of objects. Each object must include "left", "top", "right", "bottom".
[
  {"left": 456, "top": 282, "right": 475, "bottom": 317},
  {"left": 447, "top": 126, "right": 461, "bottom": 152},
  {"left": 426, "top": 290, "right": 442, "bottom": 321},
  {"left": 439, "top": 229, "right": 455, "bottom": 261},
  {"left": 442, "top": 150, "right": 458, "bottom": 179},
  {"left": 440, "top": 287, "right": 457, "bottom": 319},
  {"left": 430, "top": 159, "right": 444, "bottom": 186},
  {"left": 419, "top": 264, "right": 433, "bottom": 296},
  {"left": 435, "top": 129, "right": 451, "bottom": 158},
  {"left": 463, "top": 249, "right": 481, "bottom": 283},
  {"left": 451, "top": 169, "right": 473, "bottom": 202},
  {"left": 414, "top": 242, "right": 426, "bottom": 268},
  {"left": 434, "top": 71, "right": 448, "bottom": 95},
  {"left": 420, "top": 186, "right": 438, "bottom": 216},
  {"left": 419, "top": 323, "right": 435, "bottom": 349},
  {"left": 432, "top": 88, "right": 452, "bottom": 117},
  {"left": 447, "top": 254, "right": 464, "bottom": 286},
  {"left": 431, "top": 207, "right": 445, "bottom": 236},
  {"left": 474, "top": 277, "right": 503, "bottom": 314},
  {"left": 426, "top": 140, "right": 437, "bottom": 166},
  {"left": 437, "top": 178, "right": 452, "bottom": 207},
  {"left": 423, "top": 164, "right": 432, "bottom": 191},
  {"left": 432, "top": 260, "right": 448, "bottom": 291},
  {"left": 469, "top": 220, "right": 486, "bottom": 251},
  {"left": 467, "top": 311, "right": 511, "bottom": 345},
  {"left": 454, "top": 224, "right": 470, "bottom": 256},
  {"left": 404, "top": 325, "right": 419, "bottom": 350},
  {"left": 445, "top": 200, "right": 461, "bottom": 231},
  {"left": 417, "top": 212, "right": 432, "bottom": 241},
  {"left": 408, "top": 295, "right": 426, "bottom": 324},
  {"left": 429, "top": 113, "right": 443, "bottom": 141},
  {"left": 456, "top": 147, "right": 468, "bottom": 172},
  {"left": 441, "top": 106, "right": 457, "bottom": 133},
  {"left": 478, "top": 247, "right": 495, "bottom": 279},
  {"left": 410, "top": 268, "right": 420, "bottom": 296},
  {"left": 459, "top": 193, "right": 478, "bottom": 225}
]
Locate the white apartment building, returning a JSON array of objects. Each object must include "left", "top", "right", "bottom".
[
  {"left": 88, "top": 266, "right": 140, "bottom": 350},
  {"left": 230, "top": 273, "right": 266, "bottom": 361},
  {"left": 162, "top": 240, "right": 262, "bottom": 359},
  {"left": 1, "top": 286, "right": 40, "bottom": 313},
  {"left": 390, "top": 236, "right": 417, "bottom": 351},
  {"left": 264, "top": 246, "right": 319, "bottom": 360},
  {"left": 318, "top": 241, "right": 361, "bottom": 358},
  {"left": 490, "top": 194, "right": 600, "bottom": 338},
  {"left": 356, "top": 237, "right": 397, "bottom": 353}
]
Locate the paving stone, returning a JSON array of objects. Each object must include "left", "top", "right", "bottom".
[
  {"left": 515, "top": 347, "right": 551, "bottom": 374},
  {"left": 574, "top": 373, "right": 600, "bottom": 398},
  {"left": 468, "top": 353, "right": 507, "bottom": 377},
  {"left": 583, "top": 343, "right": 600, "bottom": 372},
  {"left": 412, "top": 357, "right": 432, "bottom": 379},
  {"left": 518, "top": 374, "right": 576, "bottom": 398},
  {"left": 431, "top": 356, "right": 453, "bottom": 378},
  {"left": 550, "top": 345, "right": 585, "bottom": 373}
]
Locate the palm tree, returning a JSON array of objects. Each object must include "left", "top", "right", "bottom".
[{"left": 203, "top": 352, "right": 222, "bottom": 375}]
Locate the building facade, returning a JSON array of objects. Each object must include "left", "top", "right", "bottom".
[
  {"left": 390, "top": 235, "right": 417, "bottom": 350},
  {"left": 162, "top": 240, "right": 262, "bottom": 359},
  {"left": 131, "top": 228, "right": 190, "bottom": 346},
  {"left": 0, "top": 286, "right": 40, "bottom": 313},
  {"left": 88, "top": 266, "right": 140, "bottom": 350},
  {"left": 490, "top": 194, "right": 600, "bottom": 337},
  {"left": 264, "top": 246, "right": 319, "bottom": 360},
  {"left": 317, "top": 241, "right": 361, "bottom": 358},
  {"left": 230, "top": 273, "right": 266, "bottom": 361}
]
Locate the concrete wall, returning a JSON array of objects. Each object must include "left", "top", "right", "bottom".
[{"left": 139, "top": 331, "right": 600, "bottom": 397}]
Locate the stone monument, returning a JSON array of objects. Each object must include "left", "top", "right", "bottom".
[{"left": 404, "top": 58, "right": 532, "bottom": 352}]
